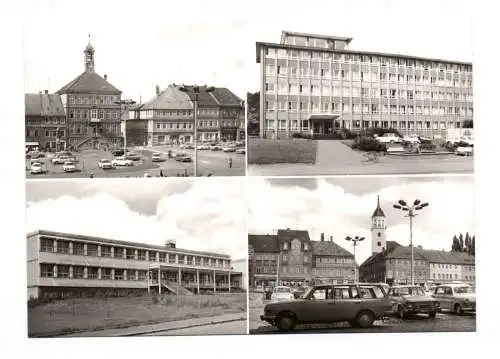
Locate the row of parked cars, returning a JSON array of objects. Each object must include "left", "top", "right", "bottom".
[
  {"left": 260, "top": 282, "right": 475, "bottom": 331},
  {"left": 375, "top": 132, "right": 474, "bottom": 147},
  {"left": 178, "top": 141, "right": 246, "bottom": 154}
]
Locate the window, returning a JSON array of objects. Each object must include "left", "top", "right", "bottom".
[
  {"left": 73, "top": 266, "right": 85, "bottom": 279},
  {"left": 40, "top": 264, "right": 54, "bottom": 277},
  {"left": 40, "top": 238, "right": 54, "bottom": 252}
]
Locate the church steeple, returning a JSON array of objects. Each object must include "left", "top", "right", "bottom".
[
  {"left": 372, "top": 195, "right": 386, "bottom": 218},
  {"left": 371, "top": 195, "right": 387, "bottom": 255},
  {"left": 84, "top": 34, "right": 95, "bottom": 72}
]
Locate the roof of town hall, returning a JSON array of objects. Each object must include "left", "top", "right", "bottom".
[
  {"left": 57, "top": 70, "right": 121, "bottom": 95},
  {"left": 25, "top": 93, "right": 66, "bottom": 117}
]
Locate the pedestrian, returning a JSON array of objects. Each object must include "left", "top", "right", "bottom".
[
  {"left": 184, "top": 168, "right": 188, "bottom": 177},
  {"left": 89, "top": 171, "right": 94, "bottom": 179},
  {"left": 160, "top": 169, "right": 164, "bottom": 177},
  {"left": 228, "top": 157, "right": 232, "bottom": 169},
  {"left": 207, "top": 172, "right": 212, "bottom": 177}
]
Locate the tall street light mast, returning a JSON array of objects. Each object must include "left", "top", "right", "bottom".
[{"left": 345, "top": 236, "right": 365, "bottom": 282}]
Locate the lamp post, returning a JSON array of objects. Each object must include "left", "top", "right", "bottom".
[
  {"left": 345, "top": 236, "right": 365, "bottom": 282},
  {"left": 114, "top": 99, "right": 137, "bottom": 156},
  {"left": 393, "top": 199, "right": 429, "bottom": 285},
  {"left": 179, "top": 85, "right": 215, "bottom": 176}
]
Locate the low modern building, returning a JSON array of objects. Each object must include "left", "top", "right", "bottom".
[
  {"left": 256, "top": 30, "right": 473, "bottom": 138},
  {"left": 248, "top": 229, "right": 355, "bottom": 288},
  {"left": 27, "top": 230, "right": 243, "bottom": 300},
  {"left": 136, "top": 84, "right": 244, "bottom": 146},
  {"left": 25, "top": 91, "right": 67, "bottom": 151}
]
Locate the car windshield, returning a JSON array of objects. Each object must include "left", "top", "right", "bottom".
[
  {"left": 454, "top": 286, "right": 473, "bottom": 294},
  {"left": 274, "top": 287, "right": 291, "bottom": 293},
  {"left": 397, "top": 287, "right": 424, "bottom": 296}
]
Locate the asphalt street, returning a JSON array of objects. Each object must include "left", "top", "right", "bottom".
[{"left": 147, "top": 319, "right": 247, "bottom": 336}]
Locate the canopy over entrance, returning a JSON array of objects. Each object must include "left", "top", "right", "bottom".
[{"left": 309, "top": 114, "right": 341, "bottom": 134}]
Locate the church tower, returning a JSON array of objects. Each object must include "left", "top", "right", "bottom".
[
  {"left": 371, "top": 195, "right": 387, "bottom": 254},
  {"left": 84, "top": 35, "right": 95, "bottom": 72}
]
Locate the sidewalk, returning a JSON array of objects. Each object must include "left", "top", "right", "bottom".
[{"left": 62, "top": 312, "right": 246, "bottom": 337}]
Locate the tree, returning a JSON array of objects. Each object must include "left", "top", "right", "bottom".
[
  {"left": 246, "top": 92, "right": 260, "bottom": 136},
  {"left": 464, "top": 232, "right": 470, "bottom": 252},
  {"left": 471, "top": 236, "right": 475, "bottom": 256},
  {"left": 451, "top": 235, "right": 460, "bottom": 252},
  {"left": 459, "top": 233, "right": 464, "bottom": 252}
]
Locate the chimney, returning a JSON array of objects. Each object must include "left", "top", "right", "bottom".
[
  {"left": 330, "top": 236, "right": 333, "bottom": 242},
  {"left": 104, "top": 74, "right": 107, "bottom": 80},
  {"left": 320, "top": 233, "right": 324, "bottom": 242},
  {"left": 44, "top": 90, "right": 48, "bottom": 94},
  {"left": 166, "top": 239, "right": 176, "bottom": 249},
  {"left": 156, "top": 85, "right": 160, "bottom": 96}
]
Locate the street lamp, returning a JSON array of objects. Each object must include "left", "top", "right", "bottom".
[
  {"left": 345, "top": 236, "right": 365, "bottom": 282},
  {"left": 114, "top": 99, "right": 137, "bottom": 157},
  {"left": 179, "top": 85, "right": 215, "bottom": 176},
  {"left": 393, "top": 199, "right": 429, "bottom": 285}
]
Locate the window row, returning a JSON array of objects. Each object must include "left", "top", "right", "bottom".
[
  {"left": 282, "top": 266, "right": 308, "bottom": 274},
  {"left": 315, "top": 257, "right": 354, "bottom": 264},
  {"left": 265, "top": 48, "right": 472, "bottom": 72},
  {"left": 431, "top": 263, "right": 460, "bottom": 269},
  {"left": 26, "top": 117, "right": 65, "bottom": 125},
  {"left": 68, "top": 95, "right": 121, "bottom": 106},
  {"left": 432, "top": 273, "right": 459, "bottom": 280},
  {"left": 311, "top": 267, "right": 352, "bottom": 276},
  {"left": 68, "top": 109, "right": 120, "bottom": 120},
  {"left": 39, "top": 238, "right": 229, "bottom": 268},
  {"left": 26, "top": 130, "right": 65, "bottom": 138}
]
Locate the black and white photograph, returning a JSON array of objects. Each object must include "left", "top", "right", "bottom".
[
  {"left": 246, "top": 9, "right": 473, "bottom": 176},
  {"left": 26, "top": 178, "right": 248, "bottom": 337},
  {"left": 24, "top": 1, "right": 247, "bottom": 179},
  {"left": 248, "top": 175, "right": 475, "bottom": 334}
]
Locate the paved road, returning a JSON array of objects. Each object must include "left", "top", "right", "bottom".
[
  {"left": 249, "top": 140, "right": 473, "bottom": 176},
  {"left": 26, "top": 146, "right": 245, "bottom": 178},
  {"left": 147, "top": 319, "right": 247, "bottom": 336}
]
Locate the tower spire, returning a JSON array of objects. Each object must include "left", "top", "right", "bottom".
[{"left": 84, "top": 34, "right": 95, "bottom": 72}]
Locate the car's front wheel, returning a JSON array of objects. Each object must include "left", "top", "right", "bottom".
[
  {"left": 276, "top": 313, "right": 296, "bottom": 332},
  {"left": 354, "top": 310, "right": 375, "bottom": 328},
  {"left": 428, "top": 311, "right": 437, "bottom": 318}
]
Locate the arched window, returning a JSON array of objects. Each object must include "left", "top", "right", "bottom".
[{"left": 291, "top": 239, "right": 301, "bottom": 253}]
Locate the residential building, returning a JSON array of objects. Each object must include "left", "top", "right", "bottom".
[
  {"left": 125, "top": 103, "right": 148, "bottom": 146},
  {"left": 256, "top": 30, "right": 473, "bottom": 138},
  {"left": 248, "top": 229, "right": 355, "bottom": 288},
  {"left": 137, "top": 84, "right": 244, "bottom": 146},
  {"left": 56, "top": 39, "right": 123, "bottom": 150},
  {"left": 425, "top": 250, "right": 476, "bottom": 284},
  {"left": 25, "top": 91, "right": 66, "bottom": 151},
  {"left": 27, "top": 230, "right": 242, "bottom": 300}
]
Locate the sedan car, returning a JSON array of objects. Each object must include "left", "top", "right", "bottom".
[
  {"left": 222, "top": 146, "right": 236, "bottom": 152},
  {"left": 51, "top": 156, "right": 68, "bottom": 165},
  {"left": 62, "top": 161, "right": 77, "bottom": 172},
  {"left": 375, "top": 133, "right": 402, "bottom": 144},
  {"left": 260, "top": 283, "right": 391, "bottom": 331},
  {"left": 211, "top": 146, "right": 222, "bottom": 151},
  {"left": 432, "top": 283, "right": 476, "bottom": 315},
  {"left": 126, "top": 152, "right": 141, "bottom": 161},
  {"left": 151, "top": 153, "right": 163, "bottom": 162},
  {"left": 270, "top": 286, "right": 294, "bottom": 302},
  {"left": 197, "top": 145, "right": 210, "bottom": 150},
  {"left": 236, "top": 148, "right": 246, "bottom": 154},
  {"left": 30, "top": 162, "right": 44, "bottom": 174},
  {"left": 112, "top": 157, "right": 134, "bottom": 167},
  {"left": 388, "top": 285, "right": 440, "bottom": 318},
  {"left": 97, "top": 159, "right": 113, "bottom": 169},
  {"left": 403, "top": 135, "right": 421, "bottom": 144}
]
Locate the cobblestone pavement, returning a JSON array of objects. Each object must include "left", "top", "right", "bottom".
[{"left": 249, "top": 293, "right": 475, "bottom": 334}]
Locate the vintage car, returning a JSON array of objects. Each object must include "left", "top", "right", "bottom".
[
  {"left": 62, "top": 161, "right": 77, "bottom": 172},
  {"left": 432, "top": 283, "right": 476, "bottom": 315},
  {"left": 97, "top": 159, "right": 114, "bottom": 169},
  {"left": 111, "top": 156, "right": 134, "bottom": 167},
  {"left": 375, "top": 133, "right": 402, "bottom": 144},
  {"left": 388, "top": 285, "right": 441, "bottom": 319},
  {"left": 270, "top": 286, "right": 294, "bottom": 302},
  {"left": 30, "top": 162, "right": 44, "bottom": 174},
  {"left": 260, "top": 283, "right": 391, "bottom": 331}
]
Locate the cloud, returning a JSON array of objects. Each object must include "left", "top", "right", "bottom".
[
  {"left": 26, "top": 179, "right": 247, "bottom": 260},
  {"left": 248, "top": 177, "right": 474, "bottom": 265}
]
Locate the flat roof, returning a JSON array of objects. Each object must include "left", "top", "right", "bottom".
[
  {"left": 256, "top": 41, "right": 472, "bottom": 66},
  {"left": 281, "top": 30, "right": 353, "bottom": 44},
  {"left": 27, "top": 229, "right": 231, "bottom": 259}
]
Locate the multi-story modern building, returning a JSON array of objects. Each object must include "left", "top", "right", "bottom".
[
  {"left": 25, "top": 91, "right": 66, "bottom": 151},
  {"left": 359, "top": 196, "right": 475, "bottom": 285},
  {"left": 136, "top": 84, "right": 244, "bottom": 146},
  {"left": 27, "top": 230, "right": 243, "bottom": 300},
  {"left": 248, "top": 229, "right": 355, "bottom": 288},
  {"left": 256, "top": 30, "right": 473, "bottom": 138},
  {"left": 56, "top": 39, "right": 124, "bottom": 150}
]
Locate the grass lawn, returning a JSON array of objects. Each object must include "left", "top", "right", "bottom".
[
  {"left": 28, "top": 293, "right": 246, "bottom": 337},
  {"left": 248, "top": 138, "right": 317, "bottom": 165}
]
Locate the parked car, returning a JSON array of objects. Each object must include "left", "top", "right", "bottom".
[
  {"left": 375, "top": 133, "right": 402, "bottom": 144},
  {"left": 403, "top": 135, "right": 421, "bottom": 144},
  {"left": 112, "top": 156, "right": 134, "bottom": 167},
  {"left": 211, "top": 145, "right": 222, "bottom": 151},
  {"left": 151, "top": 153, "right": 163, "bottom": 162},
  {"left": 292, "top": 287, "right": 308, "bottom": 299},
  {"left": 97, "top": 159, "right": 113, "bottom": 169},
  {"left": 179, "top": 155, "right": 192, "bottom": 163},
  {"left": 126, "top": 152, "right": 141, "bottom": 161},
  {"left": 197, "top": 145, "right": 210, "bottom": 150},
  {"left": 184, "top": 144, "right": 194, "bottom": 149},
  {"left": 30, "top": 162, "right": 43, "bottom": 174},
  {"left": 260, "top": 283, "right": 391, "bottom": 331},
  {"left": 223, "top": 146, "right": 236, "bottom": 152},
  {"left": 111, "top": 149, "right": 125, "bottom": 157},
  {"left": 62, "top": 161, "right": 77, "bottom": 172},
  {"left": 51, "top": 156, "right": 68, "bottom": 165},
  {"left": 432, "top": 283, "right": 476, "bottom": 315},
  {"left": 236, "top": 148, "right": 246, "bottom": 154},
  {"left": 270, "top": 286, "right": 294, "bottom": 303},
  {"left": 388, "top": 285, "right": 440, "bottom": 319}
]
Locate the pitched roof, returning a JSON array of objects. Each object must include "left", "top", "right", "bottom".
[
  {"left": 248, "top": 234, "right": 279, "bottom": 252},
  {"left": 372, "top": 195, "right": 385, "bottom": 217},
  {"left": 387, "top": 245, "right": 428, "bottom": 260},
  {"left": 57, "top": 71, "right": 121, "bottom": 94},
  {"left": 210, "top": 88, "right": 243, "bottom": 107},
  {"left": 141, "top": 85, "right": 193, "bottom": 110},
  {"left": 359, "top": 241, "right": 402, "bottom": 267},
  {"left": 174, "top": 85, "right": 220, "bottom": 107},
  {"left": 25, "top": 93, "right": 66, "bottom": 117},
  {"left": 418, "top": 249, "right": 475, "bottom": 265},
  {"left": 276, "top": 229, "right": 310, "bottom": 244},
  {"left": 311, "top": 240, "right": 352, "bottom": 257}
]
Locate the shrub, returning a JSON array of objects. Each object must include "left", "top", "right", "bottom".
[
  {"left": 420, "top": 143, "right": 436, "bottom": 151},
  {"left": 360, "top": 127, "right": 403, "bottom": 138},
  {"left": 291, "top": 132, "right": 312, "bottom": 139},
  {"left": 351, "top": 136, "right": 387, "bottom": 152}
]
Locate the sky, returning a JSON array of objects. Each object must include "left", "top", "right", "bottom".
[
  {"left": 25, "top": 178, "right": 248, "bottom": 260},
  {"left": 22, "top": 0, "right": 472, "bottom": 102},
  {"left": 248, "top": 175, "right": 474, "bottom": 265}
]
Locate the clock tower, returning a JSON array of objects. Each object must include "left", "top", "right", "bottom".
[
  {"left": 371, "top": 195, "right": 387, "bottom": 255},
  {"left": 84, "top": 35, "right": 95, "bottom": 72}
]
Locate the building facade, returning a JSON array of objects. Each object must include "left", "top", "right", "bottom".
[
  {"left": 248, "top": 230, "right": 355, "bottom": 288},
  {"left": 136, "top": 84, "right": 244, "bottom": 146},
  {"left": 27, "top": 230, "right": 242, "bottom": 300},
  {"left": 256, "top": 31, "right": 473, "bottom": 138},
  {"left": 56, "top": 40, "right": 124, "bottom": 150},
  {"left": 25, "top": 91, "right": 66, "bottom": 151}
]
